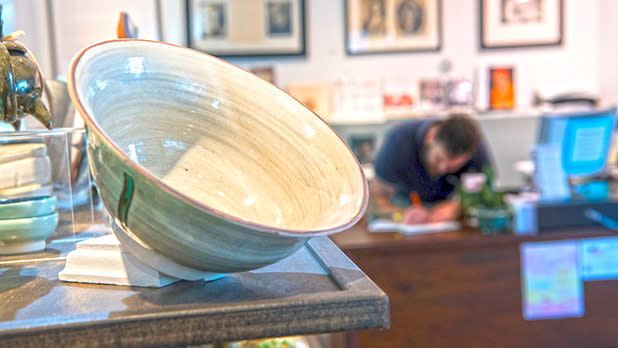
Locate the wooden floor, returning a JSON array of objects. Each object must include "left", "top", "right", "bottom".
[{"left": 331, "top": 220, "right": 618, "bottom": 348}]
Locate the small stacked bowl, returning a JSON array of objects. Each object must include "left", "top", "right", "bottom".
[
  {"left": 0, "top": 143, "right": 53, "bottom": 199},
  {"left": 0, "top": 195, "right": 58, "bottom": 254}
]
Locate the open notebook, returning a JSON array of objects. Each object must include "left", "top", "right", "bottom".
[{"left": 368, "top": 219, "right": 460, "bottom": 235}]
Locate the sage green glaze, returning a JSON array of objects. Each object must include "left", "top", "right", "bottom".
[
  {"left": 0, "top": 196, "right": 56, "bottom": 219},
  {"left": 87, "top": 132, "right": 308, "bottom": 272},
  {"left": 0, "top": 212, "right": 58, "bottom": 245}
]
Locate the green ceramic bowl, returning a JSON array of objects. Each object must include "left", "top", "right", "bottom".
[
  {"left": 0, "top": 195, "right": 57, "bottom": 219},
  {"left": 68, "top": 40, "right": 368, "bottom": 273},
  {"left": 0, "top": 212, "right": 59, "bottom": 254}
]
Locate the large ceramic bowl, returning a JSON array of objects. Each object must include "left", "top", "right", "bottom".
[{"left": 68, "top": 39, "right": 367, "bottom": 273}]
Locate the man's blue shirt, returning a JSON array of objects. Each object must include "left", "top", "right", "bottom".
[{"left": 374, "top": 119, "right": 491, "bottom": 203}]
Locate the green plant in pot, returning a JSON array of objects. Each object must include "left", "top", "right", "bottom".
[{"left": 461, "top": 166, "right": 512, "bottom": 235}]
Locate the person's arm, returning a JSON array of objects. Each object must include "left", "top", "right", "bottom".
[
  {"left": 369, "top": 177, "right": 431, "bottom": 224},
  {"left": 370, "top": 124, "right": 431, "bottom": 223},
  {"left": 426, "top": 199, "right": 460, "bottom": 223},
  {"left": 367, "top": 177, "right": 403, "bottom": 219},
  {"left": 370, "top": 128, "right": 407, "bottom": 219}
]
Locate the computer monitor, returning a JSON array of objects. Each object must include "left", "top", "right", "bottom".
[
  {"left": 533, "top": 107, "right": 616, "bottom": 202},
  {"left": 536, "top": 107, "right": 617, "bottom": 177}
]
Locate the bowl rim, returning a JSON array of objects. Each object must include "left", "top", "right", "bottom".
[
  {"left": 67, "top": 38, "right": 368, "bottom": 237},
  {"left": 0, "top": 195, "right": 56, "bottom": 206},
  {"left": 0, "top": 195, "right": 56, "bottom": 219},
  {"left": 0, "top": 211, "right": 59, "bottom": 229}
]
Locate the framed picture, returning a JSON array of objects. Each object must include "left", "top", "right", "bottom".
[
  {"left": 419, "top": 79, "right": 443, "bottom": 110},
  {"left": 345, "top": 0, "right": 442, "bottom": 55},
  {"left": 446, "top": 79, "right": 473, "bottom": 107},
  {"left": 186, "top": 0, "right": 306, "bottom": 57},
  {"left": 383, "top": 78, "right": 414, "bottom": 112},
  {"left": 480, "top": 0, "right": 563, "bottom": 49},
  {"left": 489, "top": 67, "right": 515, "bottom": 110},
  {"left": 287, "top": 83, "right": 332, "bottom": 119},
  {"left": 250, "top": 66, "right": 276, "bottom": 85},
  {"left": 348, "top": 134, "right": 377, "bottom": 164}
]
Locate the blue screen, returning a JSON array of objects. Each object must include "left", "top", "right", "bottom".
[
  {"left": 562, "top": 113, "right": 615, "bottom": 176},
  {"left": 538, "top": 108, "right": 617, "bottom": 177}
]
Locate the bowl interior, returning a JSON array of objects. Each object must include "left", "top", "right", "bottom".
[{"left": 72, "top": 40, "right": 366, "bottom": 232}]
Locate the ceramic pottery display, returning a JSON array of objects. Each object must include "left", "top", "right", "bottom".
[{"left": 68, "top": 39, "right": 367, "bottom": 273}]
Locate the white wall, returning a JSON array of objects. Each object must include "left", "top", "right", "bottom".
[
  {"left": 159, "top": 0, "right": 601, "bottom": 111},
  {"left": 12, "top": 0, "right": 160, "bottom": 79},
  {"left": 9, "top": 0, "right": 54, "bottom": 78},
  {"left": 50, "top": 0, "right": 160, "bottom": 79},
  {"left": 9, "top": 0, "right": 605, "bottom": 109},
  {"left": 599, "top": 0, "right": 618, "bottom": 107}
]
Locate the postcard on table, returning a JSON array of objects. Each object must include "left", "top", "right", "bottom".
[
  {"left": 580, "top": 237, "right": 618, "bottom": 280},
  {"left": 521, "top": 240, "right": 584, "bottom": 320},
  {"left": 368, "top": 219, "right": 460, "bottom": 235}
]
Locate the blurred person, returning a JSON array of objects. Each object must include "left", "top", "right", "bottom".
[{"left": 369, "top": 115, "right": 491, "bottom": 224}]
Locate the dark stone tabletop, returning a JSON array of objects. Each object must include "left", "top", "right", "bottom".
[{"left": 0, "top": 235, "right": 389, "bottom": 348}]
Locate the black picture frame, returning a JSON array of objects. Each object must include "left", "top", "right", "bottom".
[
  {"left": 344, "top": 0, "right": 442, "bottom": 56},
  {"left": 186, "top": 0, "right": 306, "bottom": 58},
  {"left": 480, "top": 0, "right": 563, "bottom": 49}
]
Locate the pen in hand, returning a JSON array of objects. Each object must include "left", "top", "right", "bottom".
[
  {"left": 403, "top": 192, "right": 428, "bottom": 224},
  {"left": 410, "top": 192, "right": 422, "bottom": 207}
]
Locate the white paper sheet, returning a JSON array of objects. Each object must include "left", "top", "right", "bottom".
[{"left": 368, "top": 220, "right": 460, "bottom": 235}]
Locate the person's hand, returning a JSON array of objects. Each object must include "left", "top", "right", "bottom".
[
  {"left": 402, "top": 206, "right": 429, "bottom": 225},
  {"left": 427, "top": 201, "right": 459, "bottom": 223}
]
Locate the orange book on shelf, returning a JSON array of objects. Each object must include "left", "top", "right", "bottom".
[{"left": 489, "top": 67, "right": 515, "bottom": 110}]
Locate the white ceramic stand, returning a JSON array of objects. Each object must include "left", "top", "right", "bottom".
[
  {"left": 59, "top": 234, "right": 181, "bottom": 287},
  {"left": 59, "top": 221, "right": 223, "bottom": 288}
]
